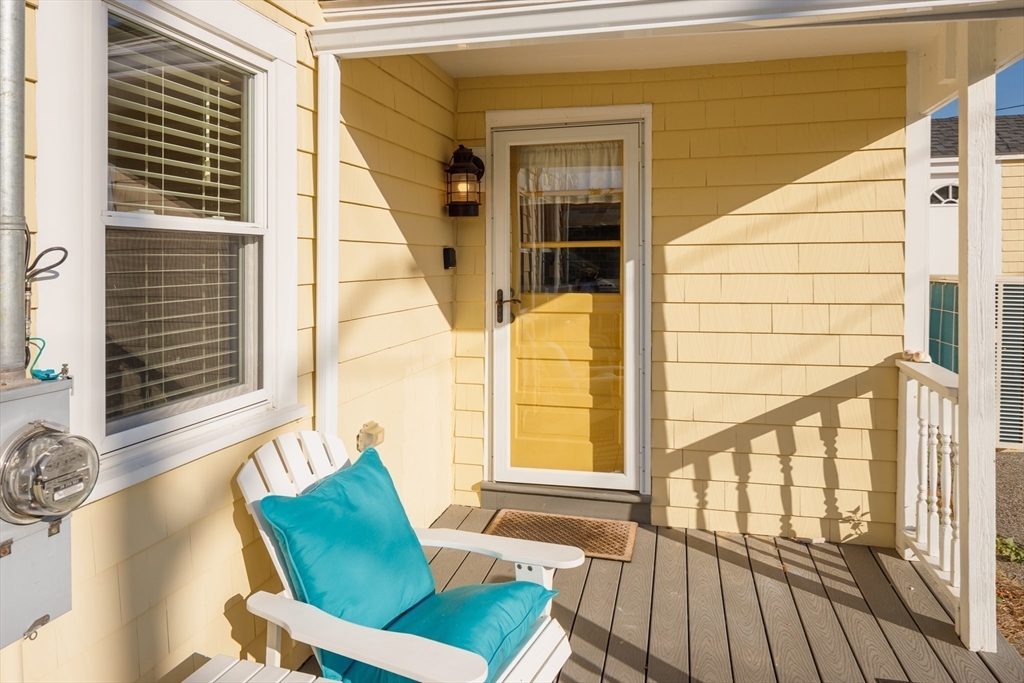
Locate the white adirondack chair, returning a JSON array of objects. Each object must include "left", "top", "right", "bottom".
[{"left": 237, "top": 430, "right": 585, "bottom": 683}]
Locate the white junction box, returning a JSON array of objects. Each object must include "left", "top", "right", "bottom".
[{"left": 0, "top": 379, "right": 75, "bottom": 650}]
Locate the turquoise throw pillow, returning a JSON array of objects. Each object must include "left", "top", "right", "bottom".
[
  {"left": 259, "top": 448, "right": 435, "bottom": 680},
  {"left": 342, "top": 581, "right": 556, "bottom": 683}
]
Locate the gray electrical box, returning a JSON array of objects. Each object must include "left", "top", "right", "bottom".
[{"left": 0, "top": 380, "right": 75, "bottom": 650}]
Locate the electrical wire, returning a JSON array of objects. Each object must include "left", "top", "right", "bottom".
[
  {"left": 28, "top": 337, "right": 45, "bottom": 374},
  {"left": 26, "top": 246, "right": 68, "bottom": 283}
]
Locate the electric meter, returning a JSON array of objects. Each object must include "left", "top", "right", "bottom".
[{"left": 0, "top": 420, "right": 99, "bottom": 525}]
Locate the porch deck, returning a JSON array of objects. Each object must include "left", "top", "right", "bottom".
[{"left": 428, "top": 506, "right": 1024, "bottom": 683}]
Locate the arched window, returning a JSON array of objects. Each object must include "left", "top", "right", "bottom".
[{"left": 930, "top": 184, "right": 959, "bottom": 205}]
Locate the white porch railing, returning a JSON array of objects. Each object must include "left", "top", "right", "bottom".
[{"left": 896, "top": 360, "right": 962, "bottom": 605}]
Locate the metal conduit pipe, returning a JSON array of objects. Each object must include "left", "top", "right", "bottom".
[{"left": 0, "top": 0, "right": 28, "bottom": 384}]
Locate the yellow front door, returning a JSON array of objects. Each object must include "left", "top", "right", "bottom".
[{"left": 493, "top": 124, "right": 641, "bottom": 490}]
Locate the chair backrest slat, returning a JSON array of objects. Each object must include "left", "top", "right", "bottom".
[
  {"left": 255, "top": 442, "right": 297, "bottom": 496},
  {"left": 323, "top": 433, "right": 351, "bottom": 471},
  {"left": 237, "top": 459, "right": 294, "bottom": 599},
  {"left": 299, "top": 431, "right": 337, "bottom": 480},
  {"left": 276, "top": 432, "right": 316, "bottom": 493}
]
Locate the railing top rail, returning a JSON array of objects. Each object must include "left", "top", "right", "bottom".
[{"left": 896, "top": 359, "right": 958, "bottom": 401}]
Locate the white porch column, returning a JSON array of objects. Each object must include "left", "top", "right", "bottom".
[
  {"left": 955, "top": 20, "right": 998, "bottom": 653},
  {"left": 315, "top": 54, "right": 342, "bottom": 437}
]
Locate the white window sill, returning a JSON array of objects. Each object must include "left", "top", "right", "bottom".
[{"left": 88, "top": 401, "right": 308, "bottom": 501}]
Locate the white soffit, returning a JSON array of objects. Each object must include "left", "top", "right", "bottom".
[
  {"left": 429, "top": 22, "right": 935, "bottom": 78},
  {"left": 310, "top": 0, "right": 1024, "bottom": 57}
]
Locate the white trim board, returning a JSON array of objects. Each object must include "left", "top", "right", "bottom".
[
  {"left": 309, "top": 0, "right": 1017, "bottom": 57},
  {"left": 315, "top": 54, "right": 342, "bottom": 438},
  {"left": 484, "top": 104, "right": 653, "bottom": 494}
]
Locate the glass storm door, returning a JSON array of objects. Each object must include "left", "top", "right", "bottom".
[{"left": 492, "top": 124, "right": 641, "bottom": 490}]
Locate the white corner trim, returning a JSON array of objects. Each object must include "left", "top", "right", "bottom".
[
  {"left": 89, "top": 402, "right": 308, "bottom": 501},
  {"left": 905, "top": 51, "right": 931, "bottom": 354},
  {"left": 315, "top": 55, "right": 342, "bottom": 438}
]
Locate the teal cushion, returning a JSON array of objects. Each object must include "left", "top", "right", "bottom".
[
  {"left": 259, "top": 448, "right": 435, "bottom": 680},
  {"left": 342, "top": 582, "right": 556, "bottom": 683}
]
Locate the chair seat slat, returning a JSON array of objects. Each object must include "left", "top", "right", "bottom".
[
  {"left": 255, "top": 442, "right": 297, "bottom": 497},
  {"left": 277, "top": 432, "right": 316, "bottom": 493},
  {"left": 300, "top": 431, "right": 336, "bottom": 480}
]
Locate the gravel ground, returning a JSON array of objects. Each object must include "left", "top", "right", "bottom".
[{"left": 997, "top": 450, "right": 1024, "bottom": 586}]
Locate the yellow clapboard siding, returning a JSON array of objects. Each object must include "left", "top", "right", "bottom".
[{"left": 452, "top": 52, "right": 906, "bottom": 541}]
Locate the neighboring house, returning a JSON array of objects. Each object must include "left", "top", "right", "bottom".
[
  {"left": 928, "top": 114, "right": 1024, "bottom": 278},
  {"left": 1, "top": 1, "right": 1022, "bottom": 679},
  {"left": 926, "top": 114, "right": 1023, "bottom": 448}
]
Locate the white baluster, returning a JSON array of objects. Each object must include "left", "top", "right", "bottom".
[
  {"left": 927, "top": 392, "right": 940, "bottom": 556},
  {"left": 916, "top": 385, "right": 930, "bottom": 544},
  {"left": 939, "top": 397, "right": 953, "bottom": 572},
  {"left": 950, "top": 409, "right": 960, "bottom": 588}
]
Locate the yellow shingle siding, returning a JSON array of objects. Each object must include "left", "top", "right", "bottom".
[
  {"left": 0, "top": 3, "right": 322, "bottom": 681},
  {"left": 1003, "top": 159, "right": 1024, "bottom": 276},
  {"left": 454, "top": 52, "right": 906, "bottom": 545},
  {"left": 336, "top": 54, "right": 457, "bottom": 526}
]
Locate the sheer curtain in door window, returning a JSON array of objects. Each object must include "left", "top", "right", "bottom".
[{"left": 105, "top": 14, "right": 260, "bottom": 434}]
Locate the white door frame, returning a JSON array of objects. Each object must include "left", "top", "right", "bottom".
[{"left": 484, "top": 105, "right": 652, "bottom": 494}]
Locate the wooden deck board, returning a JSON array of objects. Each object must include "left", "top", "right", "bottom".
[
  {"left": 422, "top": 507, "right": 1023, "bottom": 683},
  {"left": 559, "top": 559, "right": 621, "bottom": 683},
  {"left": 841, "top": 545, "right": 953, "bottom": 683},
  {"left": 775, "top": 538, "right": 865, "bottom": 683},
  {"left": 872, "top": 548, "right": 997, "bottom": 683},
  {"left": 423, "top": 504, "right": 472, "bottom": 562},
  {"left": 717, "top": 533, "right": 776, "bottom": 683},
  {"left": 686, "top": 529, "right": 733, "bottom": 683},
  {"left": 552, "top": 558, "right": 592, "bottom": 636},
  {"left": 646, "top": 528, "right": 689, "bottom": 683},
  {"left": 746, "top": 535, "right": 821, "bottom": 683},
  {"left": 908, "top": 560, "right": 1024, "bottom": 683},
  {"left": 429, "top": 508, "right": 495, "bottom": 590},
  {"left": 602, "top": 525, "right": 656, "bottom": 683},
  {"left": 807, "top": 542, "right": 908, "bottom": 683}
]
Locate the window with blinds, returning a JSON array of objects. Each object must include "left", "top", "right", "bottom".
[
  {"left": 108, "top": 15, "right": 248, "bottom": 220},
  {"left": 105, "top": 14, "right": 260, "bottom": 433}
]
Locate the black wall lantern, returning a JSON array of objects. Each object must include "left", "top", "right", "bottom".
[{"left": 445, "top": 145, "right": 485, "bottom": 217}]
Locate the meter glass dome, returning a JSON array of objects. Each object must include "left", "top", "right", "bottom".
[{"left": 0, "top": 422, "right": 100, "bottom": 525}]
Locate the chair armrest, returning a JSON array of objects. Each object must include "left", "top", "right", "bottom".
[
  {"left": 246, "top": 591, "right": 488, "bottom": 683},
  {"left": 415, "top": 528, "right": 585, "bottom": 569}
]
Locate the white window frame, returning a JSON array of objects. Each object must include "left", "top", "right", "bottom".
[{"left": 36, "top": 0, "right": 304, "bottom": 499}]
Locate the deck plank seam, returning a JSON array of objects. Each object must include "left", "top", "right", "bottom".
[
  {"left": 771, "top": 536, "right": 828, "bottom": 683},
  {"left": 712, "top": 533, "right": 738, "bottom": 683},
  {"left": 640, "top": 527, "right": 661, "bottom": 683},
  {"left": 598, "top": 560, "right": 627, "bottom": 682},
  {"left": 746, "top": 534, "right": 786, "bottom": 683},
  {"left": 803, "top": 542, "right": 880, "bottom": 683},
  {"left": 807, "top": 544, "right": 912, "bottom": 683},
  {"left": 869, "top": 548, "right": 961, "bottom": 683}
]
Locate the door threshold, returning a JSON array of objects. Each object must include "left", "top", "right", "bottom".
[{"left": 480, "top": 481, "right": 651, "bottom": 524}]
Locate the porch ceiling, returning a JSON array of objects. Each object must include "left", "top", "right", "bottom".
[{"left": 427, "top": 21, "right": 938, "bottom": 78}]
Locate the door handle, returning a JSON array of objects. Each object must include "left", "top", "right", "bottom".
[{"left": 496, "top": 288, "right": 521, "bottom": 324}]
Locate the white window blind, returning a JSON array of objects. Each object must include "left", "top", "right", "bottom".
[
  {"left": 105, "top": 14, "right": 260, "bottom": 434},
  {"left": 107, "top": 15, "right": 248, "bottom": 220}
]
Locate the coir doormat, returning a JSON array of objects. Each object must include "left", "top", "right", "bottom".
[{"left": 483, "top": 509, "right": 637, "bottom": 562}]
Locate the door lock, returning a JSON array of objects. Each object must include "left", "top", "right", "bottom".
[{"left": 496, "top": 288, "right": 521, "bottom": 324}]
